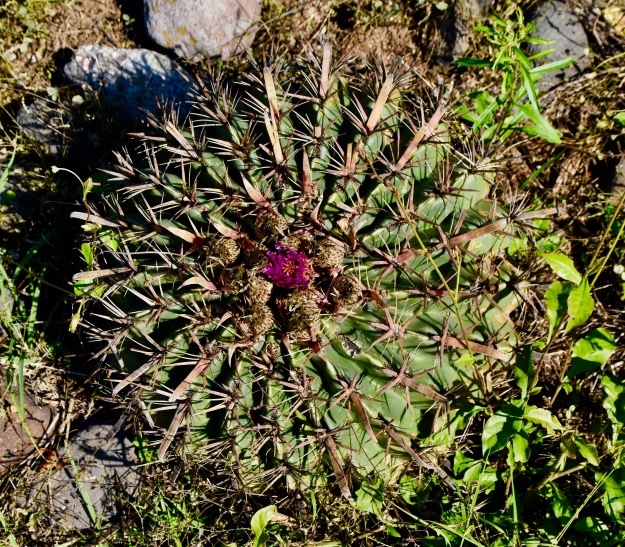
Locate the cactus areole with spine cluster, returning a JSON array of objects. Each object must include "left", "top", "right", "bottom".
[{"left": 74, "top": 44, "right": 544, "bottom": 497}]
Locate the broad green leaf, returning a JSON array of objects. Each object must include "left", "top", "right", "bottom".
[
  {"left": 573, "top": 516, "right": 611, "bottom": 540},
  {"left": 596, "top": 470, "right": 625, "bottom": 525},
  {"left": 81, "top": 243, "right": 93, "bottom": 266},
  {"left": 614, "top": 112, "right": 625, "bottom": 127},
  {"left": 398, "top": 475, "right": 420, "bottom": 505},
  {"left": 544, "top": 280, "right": 572, "bottom": 340},
  {"left": 524, "top": 406, "right": 563, "bottom": 434},
  {"left": 510, "top": 431, "right": 530, "bottom": 463},
  {"left": 560, "top": 434, "right": 579, "bottom": 459},
  {"left": 251, "top": 505, "right": 277, "bottom": 547},
  {"left": 542, "top": 483, "right": 574, "bottom": 523},
  {"left": 540, "top": 252, "right": 582, "bottom": 285},
  {"left": 575, "top": 440, "right": 600, "bottom": 466},
  {"left": 482, "top": 405, "right": 524, "bottom": 456},
  {"left": 454, "top": 450, "right": 498, "bottom": 492},
  {"left": 569, "top": 328, "right": 616, "bottom": 377},
  {"left": 354, "top": 479, "right": 385, "bottom": 519},
  {"left": 565, "top": 279, "right": 594, "bottom": 333}
]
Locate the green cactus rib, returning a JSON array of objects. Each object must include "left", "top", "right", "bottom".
[{"left": 75, "top": 44, "right": 535, "bottom": 495}]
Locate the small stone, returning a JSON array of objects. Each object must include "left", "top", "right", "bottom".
[
  {"left": 528, "top": 0, "right": 591, "bottom": 90},
  {"left": 0, "top": 377, "right": 54, "bottom": 470},
  {"left": 144, "top": 0, "right": 261, "bottom": 61},
  {"left": 431, "top": 0, "right": 490, "bottom": 61},
  {"left": 16, "top": 422, "right": 141, "bottom": 531},
  {"left": 16, "top": 99, "right": 72, "bottom": 155},
  {"left": 63, "top": 45, "right": 193, "bottom": 122},
  {"left": 608, "top": 157, "right": 625, "bottom": 205}
]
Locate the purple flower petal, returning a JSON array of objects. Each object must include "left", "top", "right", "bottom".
[{"left": 262, "top": 244, "right": 312, "bottom": 289}]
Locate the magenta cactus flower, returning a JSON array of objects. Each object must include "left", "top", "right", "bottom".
[{"left": 262, "top": 243, "right": 313, "bottom": 289}]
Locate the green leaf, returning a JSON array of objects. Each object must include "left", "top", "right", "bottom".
[
  {"left": 398, "top": 475, "right": 420, "bottom": 505},
  {"left": 543, "top": 483, "right": 574, "bottom": 523},
  {"left": 517, "top": 104, "right": 562, "bottom": 143},
  {"left": 614, "top": 112, "right": 625, "bottom": 127},
  {"left": 510, "top": 431, "right": 530, "bottom": 463},
  {"left": 573, "top": 516, "right": 612, "bottom": 541},
  {"left": 569, "top": 328, "right": 616, "bottom": 377},
  {"left": 575, "top": 440, "right": 600, "bottom": 466},
  {"left": 81, "top": 176, "right": 93, "bottom": 201},
  {"left": 560, "top": 434, "right": 578, "bottom": 459},
  {"left": 536, "top": 233, "right": 564, "bottom": 253},
  {"left": 603, "top": 376, "right": 625, "bottom": 426},
  {"left": 524, "top": 406, "right": 563, "bottom": 434},
  {"left": 514, "top": 346, "right": 534, "bottom": 399},
  {"left": 251, "top": 505, "right": 277, "bottom": 547},
  {"left": 565, "top": 279, "right": 594, "bottom": 333},
  {"left": 530, "top": 56, "right": 575, "bottom": 75},
  {"left": 482, "top": 405, "right": 524, "bottom": 456},
  {"left": 454, "top": 58, "right": 494, "bottom": 68},
  {"left": 539, "top": 252, "right": 582, "bottom": 284},
  {"left": 596, "top": 470, "right": 625, "bottom": 525},
  {"left": 81, "top": 243, "right": 93, "bottom": 267},
  {"left": 354, "top": 479, "right": 385, "bottom": 519},
  {"left": 544, "top": 281, "right": 572, "bottom": 340}
]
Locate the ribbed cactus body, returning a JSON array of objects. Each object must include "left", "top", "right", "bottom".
[{"left": 75, "top": 46, "right": 526, "bottom": 494}]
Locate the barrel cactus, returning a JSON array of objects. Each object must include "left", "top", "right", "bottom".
[{"left": 73, "top": 45, "right": 541, "bottom": 496}]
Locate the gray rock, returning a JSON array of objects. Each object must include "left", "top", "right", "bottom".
[
  {"left": 17, "top": 422, "right": 141, "bottom": 531},
  {"left": 144, "top": 0, "right": 261, "bottom": 60},
  {"left": 63, "top": 45, "right": 193, "bottom": 121},
  {"left": 432, "top": 0, "right": 490, "bottom": 61},
  {"left": 529, "top": 0, "right": 591, "bottom": 89},
  {"left": 16, "top": 99, "right": 72, "bottom": 155},
  {"left": 609, "top": 157, "right": 625, "bottom": 204}
]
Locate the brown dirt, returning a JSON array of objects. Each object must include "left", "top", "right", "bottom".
[{"left": 1, "top": 0, "right": 130, "bottom": 104}]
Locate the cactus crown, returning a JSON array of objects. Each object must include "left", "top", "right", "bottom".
[{"left": 75, "top": 44, "right": 532, "bottom": 495}]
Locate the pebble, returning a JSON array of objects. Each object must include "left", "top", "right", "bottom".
[
  {"left": 609, "top": 157, "right": 625, "bottom": 204},
  {"left": 16, "top": 98, "right": 72, "bottom": 155},
  {"left": 0, "top": 377, "right": 55, "bottom": 470},
  {"left": 63, "top": 45, "right": 193, "bottom": 121},
  {"left": 144, "top": 0, "right": 261, "bottom": 60}
]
